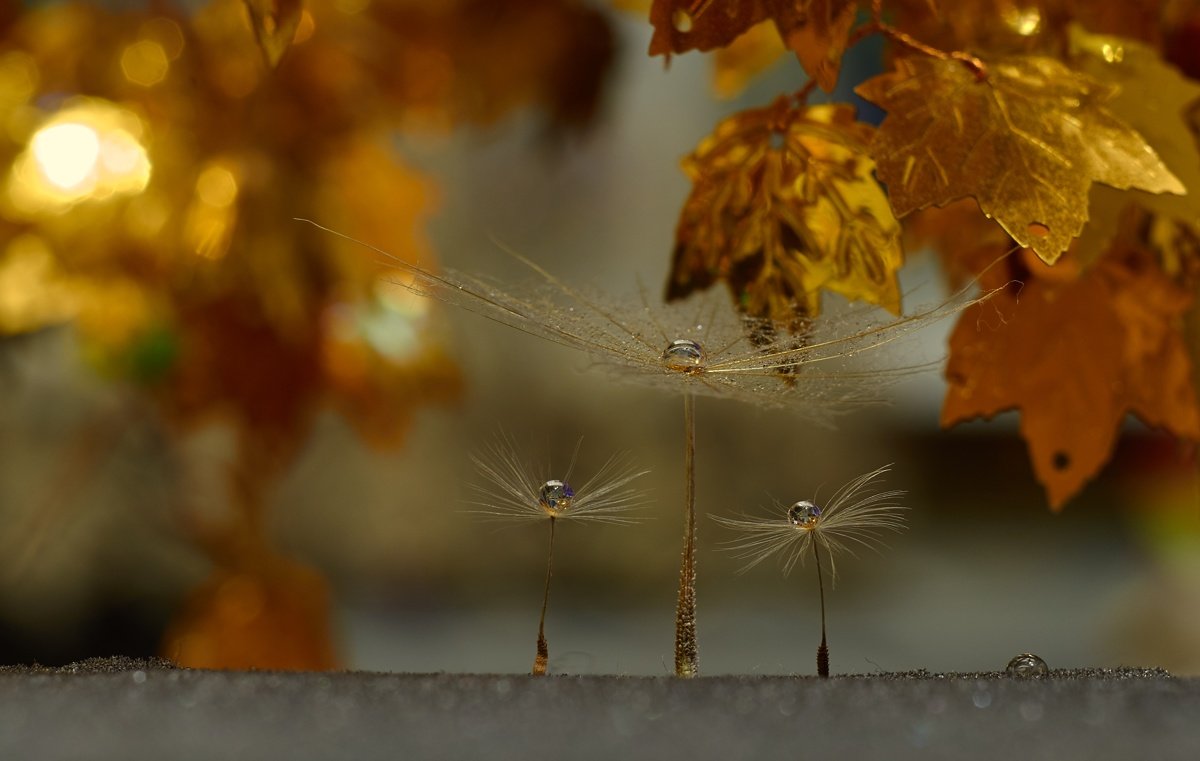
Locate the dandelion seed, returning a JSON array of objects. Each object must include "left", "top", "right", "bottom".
[
  {"left": 300, "top": 219, "right": 986, "bottom": 677},
  {"left": 467, "top": 433, "right": 648, "bottom": 675},
  {"left": 713, "top": 464, "right": 906, "bottom": 677}
]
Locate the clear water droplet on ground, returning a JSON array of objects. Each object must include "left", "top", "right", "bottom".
[
  {"left": 788, "top": 500, "right": 821, "bottom": 527},
  {"left": 1006, "top": 653, "right": 1049, "bottom": 677}
]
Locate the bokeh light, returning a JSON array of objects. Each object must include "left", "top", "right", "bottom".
[{"left": 6, "top": 100, "right": 151, "bottom": 213}]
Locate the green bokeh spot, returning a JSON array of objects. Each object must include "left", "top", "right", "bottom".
[{"left": 127, "top": 324, "right": 179, "bottom": 386}]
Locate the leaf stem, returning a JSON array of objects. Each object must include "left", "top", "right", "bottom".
[
  {"left": 844, "top": 2, "right": 988, "bottom": 81},
  {"left": 792, "top": 79, "right": 819, "bottom": 108},
  {"left": 674, "top": 392, "right": 699, "bottom": 677},
  {"left": 532, "top": 516, "right": 556, "bottom": 676}
]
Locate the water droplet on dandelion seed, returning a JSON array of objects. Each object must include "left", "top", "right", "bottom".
[
  {"left": 539, "top": 479, "right": 575, "bottom": 514},
  {"left": 662, "top": 339, "right": 705, "bottom": 370},
  {"left": 1006, "top": 653, "right": 1048, "bottom": 677},
  {"left": 788, "top": 500, "right": 821, "bottom": 527}
]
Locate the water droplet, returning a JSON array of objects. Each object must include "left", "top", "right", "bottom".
[
  {"left": 539, "top": 479, "right": 574, "bottom": 514},
  {"left": 1028, "top": 221, "right": 1050, "bottom": 238},
  {"left": 131, "top": 670, "right": 146, "bottom": 684},
  {"left": 1006, "top": 653, "right": 1049, "bottom": 677},
  {"left": 662, "top": 338, "right": 705, "bottom": 370},
  {"left": 972, "top": 689, "right": 992, "bottom": 709},
  {"left": 672, "top": 9, "right": 694, "bottom": 33},
  {"left": 788, "top": 500, "right": 821, "bottom": 527}
]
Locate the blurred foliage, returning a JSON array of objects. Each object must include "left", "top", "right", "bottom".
[{"left": 0, "top": 0, "right": 615, "bottom": 669}]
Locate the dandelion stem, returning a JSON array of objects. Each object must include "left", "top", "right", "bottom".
[
  {"left": 675, "top": 392, "right": 699, "bottom": 677},
  {"left": 533, "top": 516, "right": 556, "bottom": 676},
  {"left": 813, "top": 538, "right": 829, "bottom": 678}
]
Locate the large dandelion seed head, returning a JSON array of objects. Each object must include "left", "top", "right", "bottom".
[{"left": 299, "top": 220, "right": 994, "bottom": 425}]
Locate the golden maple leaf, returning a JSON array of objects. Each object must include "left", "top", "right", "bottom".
[
  {"left": 888, "top": 0, "right": 1164, "bottom": 58},
  {"left": 1067, "top": 26, "right": 1200, "bottom": 265},
  {"left": 648, "top": 0, "right": 857, "bottom": 92},
  {"left": 942, "top": 245, "right": 1200, "bottom": 509},
  {"left": 666, "top": 98, "right": 904, "bottom": 325},
  {"left": 856, "top": 54, "right": 1184, "bottom": 265},
  {"left": 242, "top": 0, "right": 304, "bottom": 67}
]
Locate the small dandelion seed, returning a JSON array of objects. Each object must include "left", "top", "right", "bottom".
[
  {"left": 714, "top": 465, "right": 906, "bottom": 677},
  {"left": 466, "top": 433, "right": 648, "bottom": 675}
]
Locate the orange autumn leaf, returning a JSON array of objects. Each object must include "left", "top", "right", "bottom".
[
  {"left": 377, "top": 0, "right": 615, "bottom": 132},
  {"left": 857, "top": 54, "right": 1184, "bottom": 265},
  {"left": 648, "top": 0, "right": 857, "bottom": 91},
  {"left": 323, "top": 282, "right": 464, "bottom": 450},
  {"left": 942, "top": 246, "right": 1200, "bottom": 508},
  {"left": 667, "top": 98, "right": 903, "bottom": 325},
  {"left": 782, "top": 0, "right": 858, "bottom": 92},
  {"left": 242, "top": 0, "right": 304, "bottom": 67},
  {"left": 315, "top": 135, "right": 462, "bottom": 449},
  {"left": 163, "top": 554, "right": 339, "bottom": 670},
  {"left": 165, "top": 293, "right": 326, "bottom": 471}
]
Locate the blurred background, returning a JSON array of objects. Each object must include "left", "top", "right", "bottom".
[{"left": 1, "top": 0, "right": 1199, "bottom": 676}]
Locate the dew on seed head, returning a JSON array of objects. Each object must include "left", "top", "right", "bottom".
[
  {"left": 662, "top": 338, "right": 705, "bottom": 370},
  {"left": 788, "top": 500, "right": 821, "bottom": 527},
  {"left": 539, "top": 479, "right": 575, "bottom": 515}
]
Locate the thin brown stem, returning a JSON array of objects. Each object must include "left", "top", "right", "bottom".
[
  {"left": 674, "top": 392, "right": 699, "bottom": 677},
  {"left": 844, "top": 4, "right": 987, "bottom": 81},
  {"left": 532, "top": 517, "right": 556, "bottom": 676},
  {"left": 879, "top": 25, "right": 987, "bottom": 79},
  {"left": 792, "top": 78, "right": 819, "bottom": 108},
  {"left": 813, "top": 539, "right": 829, "bottom": 678}
]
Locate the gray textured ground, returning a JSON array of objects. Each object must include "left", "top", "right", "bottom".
[{"left": 1, "top": 659, "right": 1196, "bottom": 760}]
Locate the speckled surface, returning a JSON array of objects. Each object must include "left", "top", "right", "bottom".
[{"left": 0, "top": 659, "right": 1196, "bottom": 760}]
